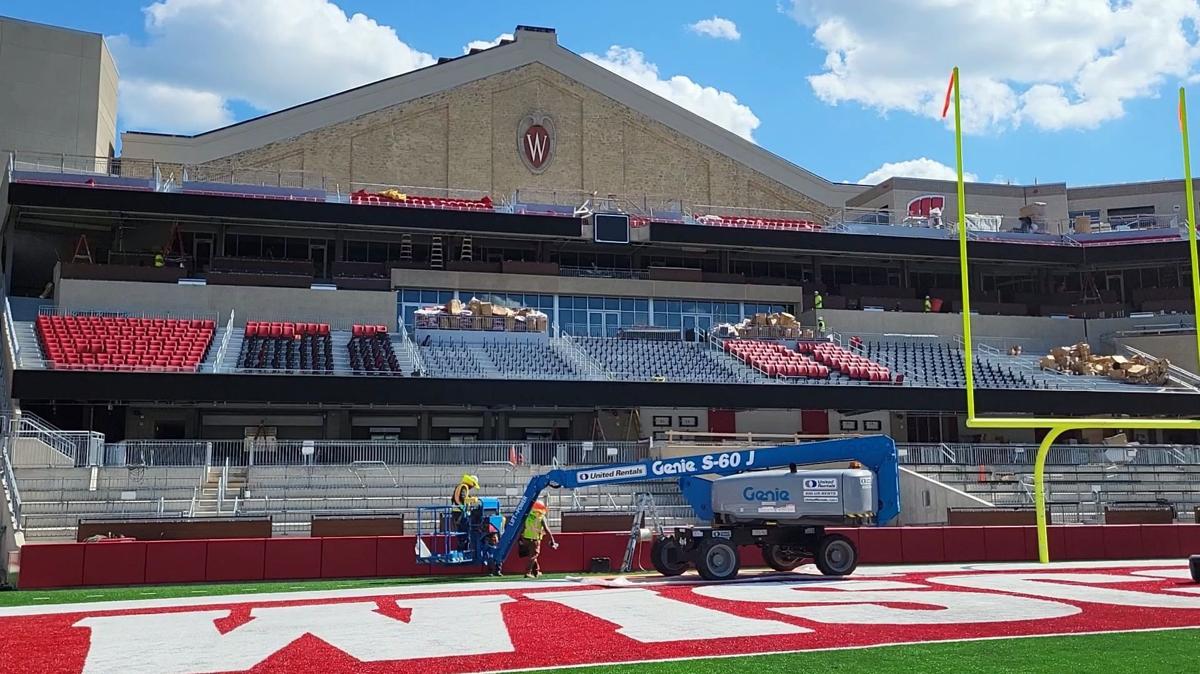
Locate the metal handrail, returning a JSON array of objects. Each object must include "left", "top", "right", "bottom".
[
  {"left": 212, "top": 309, "right": 235, "bottom": 373},
  {"left": 3, "top": 297, "right": 19, "bottom": 369},
  {"left": 551, "top": 325, "right": 610, "bottom": 380},
  {"left": 0, "top": 439, "right": 22, "bottom": 532},
  {"left": 217, "top": 457, "right": 229, "bottom": 514}
]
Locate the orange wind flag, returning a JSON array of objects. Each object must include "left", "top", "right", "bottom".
[{"left": 941, "top": 70, "right": 956, "bottom": 119}]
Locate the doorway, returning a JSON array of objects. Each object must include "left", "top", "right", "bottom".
[{"left": 309, "top": 243, "right": 328, "bottom": 279}]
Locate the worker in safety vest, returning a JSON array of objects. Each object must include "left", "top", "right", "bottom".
[
  {"left": 521, "top": 501, "right": 557, "bottom": 578},
  {"left": 923, "top": 296, "right": 932, "bottom": 312},
  {"left": 153, "top": 253, "right": 165, "bottom": 268},
  {"left": 813, "top": 290, "right": 823, "bottom": 310},
  {"left": 817, "top": 316, "right": 827, "bottom": 334},
  {"left": 450, "top": 473, "right": 480, "bottom": 534}
]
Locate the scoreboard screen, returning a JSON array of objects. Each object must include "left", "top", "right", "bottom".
[{"left": 593, "top": 213, "right": 630, "bottom": 244}]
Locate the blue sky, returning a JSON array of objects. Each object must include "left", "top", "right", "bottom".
[{"left": 6, "top": 0, "right": 1200, "bottom": 187}]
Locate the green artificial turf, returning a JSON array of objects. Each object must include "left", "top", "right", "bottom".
[
  {"left": 0, "top": 571, "right": 592, "bottom": 607},
  {"left": 540, "top": 628, "right": 1200, "bottom": 673}
]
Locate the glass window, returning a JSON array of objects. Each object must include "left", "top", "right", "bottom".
[
  {"left": 605, "top": 297, "right": 619, "bottom": 310},
  {"left": 636, "top": 299, "right": 648, "bottom": 312},
  {"left": 620, "top": 298, "right": 634, "bottom": 311}
]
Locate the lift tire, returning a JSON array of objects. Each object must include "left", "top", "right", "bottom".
[
  {"left": 696, "top": 540, "right": 741, "bottom": 581},
  {"left": 814, "top": 533, "right": 858, "bottom": 576},
  {"left": 763, "top": 544, "right": 805, "bottom": 572},
  {"left": 650, "top": 537, "right": 688, "bottom": 577}
]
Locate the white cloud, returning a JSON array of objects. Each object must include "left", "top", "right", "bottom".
[
  {"left": 463, "top": 33, "right": 513, "bottom": 54},
  {"left": 109, "top": 0, "right": 435, "bottom": 134},
  {"left": 791, "top": 0, "right": 1200, "bottom": 132},
  {"left": 117, "top": 79, "right": 234, "bottom": 135},
  {"left": 858, "top": 157, "right": 978, "bottom": 185},
  {"left": 688, "top": 16, "right": 741, "bottom": 40},
  {"left": 583, "top": 46, "right": 760, "bottom": 141}
]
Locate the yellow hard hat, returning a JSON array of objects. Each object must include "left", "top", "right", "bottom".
[{"left": 466, "top": 474, "right": 480, "bottom": 488}]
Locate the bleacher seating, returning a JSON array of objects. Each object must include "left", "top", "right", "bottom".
[
  {"left": 576, "top": 337, "right": 760, "bottom": 383},
  {"left": 237, "top": 321, "right": 333, "bottom": 373},
  {"left": 348, "top": 324, "right": 402, "bottom": 374},
  {"left": 35, "top": 314, "right": 214, "bottom": 372},
  {"left": 725, "top": 340, "right": 829, "bottom": 379},
  {"left": 419, "top": 338, "right": 582, "bottom": 379},
  {"left": 860, "top": 339, "right": 1043, "bottom": 389},
  {"left": 801, "top": 341, "right": 891, "bottom": 382}
]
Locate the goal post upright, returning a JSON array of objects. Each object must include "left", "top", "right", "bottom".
[{"left": 948, "top": 71, "right": 1200, "bottom": 563}]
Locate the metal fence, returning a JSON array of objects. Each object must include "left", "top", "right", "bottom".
[
  {"left": 897, "top": 443, "right": 1200, "bottom": 466},
  {"left": 0, "top": 438, "right": 21, "bottom": 533},
  {"left": 98, "top": 439, "right": 652, "bottom": 468}
]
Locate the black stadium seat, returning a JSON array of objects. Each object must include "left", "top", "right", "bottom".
[{"left": 238, "top": 321, "right": 333, "bottom": 373}]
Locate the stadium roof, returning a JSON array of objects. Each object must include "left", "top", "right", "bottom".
[{"left": 120, "top": 25, "right": 864, "bottom": 207}]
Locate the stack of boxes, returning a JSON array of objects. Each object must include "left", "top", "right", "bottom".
[{"left": 1038, "top": 342, "right": 1169, "bottom": 385}]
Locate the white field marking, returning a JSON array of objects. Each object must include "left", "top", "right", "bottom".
[
  {"left": 4, "top": 561, "right": 1187, "bottom": 618},
  {"left": 0, "top": 580, "right": 579, "bottom": 618},
  {"left": 481, "top": 625, "right": 1200, "bottom": 674},
  {"left": 571, "top": 560, "right": 1188, "bottom": 587},
  {"left": 1130, "top": 569, "right": 1195, "bottom": 580}
]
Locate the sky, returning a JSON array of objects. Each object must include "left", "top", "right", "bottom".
[{"left": 7, "top": 0, "right": 1200, "bottom": 187}]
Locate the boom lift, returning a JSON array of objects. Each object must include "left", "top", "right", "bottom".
[{"left": 416, "top": 435, "right": 900, "bottom": 580}]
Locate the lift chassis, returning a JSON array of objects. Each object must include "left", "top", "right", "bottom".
[{"left": 653, "top": 523, "right": 859, "bottom": 581}]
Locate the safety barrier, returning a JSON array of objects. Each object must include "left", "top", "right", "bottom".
[{"left": 15, "top": 523, "right": 1200, "bottom": 589}]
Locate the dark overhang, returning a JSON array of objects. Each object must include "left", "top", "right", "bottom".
[{"left": 11, "top": 369, "right": 1198, "bottom": 417}]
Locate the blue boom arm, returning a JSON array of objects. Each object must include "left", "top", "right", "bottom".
[{"left": 491, "top": 435, "right": 899, "bottom": 571}]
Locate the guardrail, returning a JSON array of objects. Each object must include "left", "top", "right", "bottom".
[
  {"left": 3, "top": 297, "right": 19, "bottom": 370},
  {"left": 897, "top": 443, "right": 1200, "bottom": 466},
  {"left": 97, "top": 439, "right": 653, "bottom": 467},
  {"left": 0, "top": 438, "right": 22, "bottom": 533}
]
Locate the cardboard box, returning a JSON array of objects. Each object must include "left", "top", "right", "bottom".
[
  {"left": 1107, "top": 368, "right": 1127, "bottom": 380},
  {"left": 446, "top": 298, "right": 464, "bottom": 315},
  {"left": 1039, "top": 356, "right": 1059, "bottom": 371},
  {"left": 1103, "top": 433, "right": 1129, "bottom": 445},
  {"left": 478, "top": 302, "right": 493, "bottom": 317},
  {"left": 1110, "top": 355, "right": 1129, "bottom": 368},
  {"left": 1074, "top": 215, "right": 1093, "bottom": 233},
  {"left": 753, "top": 313, "right": 768, "bottom": 327}
]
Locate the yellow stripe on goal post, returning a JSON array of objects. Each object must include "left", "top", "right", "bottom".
[{"left": 948, "top": 69, "right": 1200, "bottom": 563}]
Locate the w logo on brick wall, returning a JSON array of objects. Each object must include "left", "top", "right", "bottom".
[{"left": 519, "top": 114, "right": 555, "bottom": 174}]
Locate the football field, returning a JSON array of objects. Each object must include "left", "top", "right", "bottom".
[{"left": 1, "top": 560, "right": 1197, "bottom": 673}]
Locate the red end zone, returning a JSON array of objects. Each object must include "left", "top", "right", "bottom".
[{"left": 1, "top": 561, "right": 1198, "bottom": 674}]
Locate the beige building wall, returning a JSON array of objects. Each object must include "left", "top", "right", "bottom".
[
  {"left": 177, "top": 63, "right": 827, "bottom": 215},
  {"left": 0, "top": 17, "right": 117, "bottom": 159}
]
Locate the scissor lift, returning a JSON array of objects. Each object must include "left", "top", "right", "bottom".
[{"left": 415, "top": 497, "right": 505, "bottom": 568}]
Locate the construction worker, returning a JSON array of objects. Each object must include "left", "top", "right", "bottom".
[
  {"left": 817, "top": 316, "right": 827, "bottom": 334},
  {"left": 521, "top": 501, "right": 558, "bottom": 578},
  {"left": 812, "top": 290, "right": 823, "bottom": 310},
  {"left": 153, "top": 252, "right": 165, "bottom": 268},
  {"left": 923, "top": 295, "right": 933, "bottom": 313},
  {"left": 450, "top": 473, "right": 480, "bottom": 537}
]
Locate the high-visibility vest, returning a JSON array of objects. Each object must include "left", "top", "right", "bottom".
[
  {"left": 814, "top": 294, "right": 823, "bottom": 309},
  {"left": 522, "top": 513, "right": 544, "bottom": 540},
  {"left": 451, "top": 483, "right": 471, "bottom": 511},
  {"left": 924, "top": 298, "right": 932, "bottom": 312},
  {"left": 818, "top": 319, "right": 827, "bottom": 332},
  {"left": 153, "top": 254, "right": 164, "bottom": 268}
]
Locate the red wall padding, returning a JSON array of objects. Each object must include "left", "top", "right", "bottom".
[
  {"left": 265, "top": 538, "right": 323, "bottom": 580},
  {"left": 205, "top": 539, "right": 266, "bottom": 582},
  {"left": 983, "top": 526, "right": 1028, "bottom": 562},
  {"left": 18, "top": 525, "right": 1200, "bottom": 589},
  {"left": 1102, "top": 524, "right": 1143, "bottom": 560},
  {"left": 944, "top": 526, "right": 987, "bottom": 562},
  {"left": 901, "top": 527, "right": 945, "bottom": 563},
  {"left": 321, "top": 537, "right": 378, "bottom": 578},
  {"left": 857, "top": 527, "right": 901, "bottom": 563},
  {"left": 376, "top": 536, "right": 421, "bottom": 577},
  {"left": 83, "top": 541, "right": 147, "bottom": 587},
  {"left": 1140, "top": 524, "right": 1181, "bottom": 559},
  {"left": 1063, "top": 525, "right": 1106, "bottom": 561},
  {"left": 145, "top": 540, "right": 208, "bottom": 584},
  {"left": 18, "top": 543, "right": 85, "bottom": 589}
]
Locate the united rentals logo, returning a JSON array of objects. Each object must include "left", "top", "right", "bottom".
[
  {"left": 518, "top": 113, "right": 555, "bottom": 174},
  {"left": 2, "top": 564, "right": 1197, "bottom": 673}
]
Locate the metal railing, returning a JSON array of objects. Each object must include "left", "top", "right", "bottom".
[
  {"left": 95, "top": 439, "right": 652, "bottom": 467},
  {"left": 398, "top": 321, "right": 426, "bottom": 375},
  {"left": 551, "top": 325, "right": 610, "bottom": 380},
  {"left": 8, "top": 413, "right": 105, "bottom": 466},
  {"left": 3, "top": 297, "right": 19, "bottom": 369},
  {"left": 559, "top": 266, "right": 650, "bottom": 280},
  {"left": 212, "top": 309, "right": 235, "bottom": 373},
  {"left": 897, "top": 443, "right": 1200, "bottom": 466},
  {"left": 0, "top": 438, "right": 22, "bottom": 533}
]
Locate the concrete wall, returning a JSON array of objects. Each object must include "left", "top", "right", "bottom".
[
  {"left": 392, "top": 268, "right": 803, "bottom": 304},
  {"left": 56, "top": 279, "right": 398, "bottom": 327},
  {"left": 897, "top": 467, "right": 995, "bottom": 526},
  {"left": 846, "top": 178, "right": 1070, "bottom": 233},
  {"left": 1115, "top": 334, "right": 1200, "bottom": 375},
  {"left": 803, "top": 308, "right": 1088, "bottom": 348},
  {"left": 0, "top": 17, "right": 116, "bottom": 157}
]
